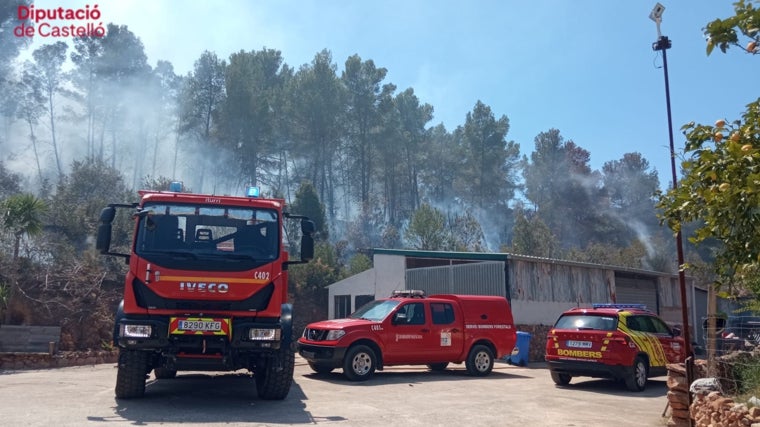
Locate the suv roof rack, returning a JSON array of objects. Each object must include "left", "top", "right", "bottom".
[
  {"left": 391, "top": 290, "right": 426, "bottom": 299},
  {"left": 592, "top": 303, "right": 649, "bottom": 311}
]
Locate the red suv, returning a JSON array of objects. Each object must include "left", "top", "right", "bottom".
[{"left": 545, "top": 304, "right": 685, "bottom": 391}]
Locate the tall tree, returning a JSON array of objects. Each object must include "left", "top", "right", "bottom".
[
  {"left": 382, "top": 88, "right": 433, "bottom": 224},
  {"left": 14, "top": 66, "right": 46, "bottom": 184},
  {"left": 420, "top": 124, "right": 461, "bottom": 204},
  {"left": 95, "top": 24, "right": 151, "bottom": 172},
  {"left": 523, "top": 129, "right": 604, "bottom": 248},
  {"left": 70, "top": 36, "right": 105, "bottom": 159},
  {"left": 217, "top": 48, "right": 287, "bottom": 191},
  {"left": 404, "top": 203, "right": 448, "bottom": 250},
  {"left": 31, "top": 41, "right": 68, "bottom": 177},
  {"left": 180, "top": 50, "right": 226, "bottom": 190},
  {"left": 601, "top": 153, "right": 661, "bottom": 246},
  {"left": 455, "top": 101, "right": 520, "bottom": 211},
  {"left": 286, "top": 49, "right": 345, "bottom": 218},
  {"left": 342, "top": 55, "right": 389, "bottom": 208}
]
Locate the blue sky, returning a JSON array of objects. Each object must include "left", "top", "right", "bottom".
[{"left": 23, "top": 0, "right": 758, "bottom": 189}]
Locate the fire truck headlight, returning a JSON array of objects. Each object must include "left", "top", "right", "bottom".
[
  {"left": 121, "top": 324, "right": 152, "bottom": 338},
  {"left": 325, "top": 330, "right": 345, "bottom": 341},
  {"left": 249, "top": 328, "right": 280, "bottom": 341}
]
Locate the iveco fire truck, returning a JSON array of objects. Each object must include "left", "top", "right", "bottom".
[{"left": 96, "top": 182, "right": 314, "bottom": 400}]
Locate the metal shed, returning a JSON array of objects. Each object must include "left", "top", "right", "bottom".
[{"left": 326, "top": 249, "right": 706, "bottom": 346}]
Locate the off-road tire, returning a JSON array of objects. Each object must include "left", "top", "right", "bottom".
[
  {"left": 255, "top": 347, "right": 295, "bottom": 400},
  {"left": 154, "top": 367, "right": 177, "bottom": 379},
  {"left": 427, "top": 362, "right": 449, "bottom": 371},
  {"left": 465, "top": 344, "right": 494, "bottom": 377},
  {"left": 115, "top": 350, "right": 149, "bottom": 399},
  {"left": 624, "top": 356, "right": 648, "bottom": 392},
  {"left": 343, "top": 345, "right": 376, "bottom": 381},
  {"left": 551, "top": 372, "right": 572, "bottom": 386},
  {"left": 308, "top": 362, "right": 334, "bottom": 374}
]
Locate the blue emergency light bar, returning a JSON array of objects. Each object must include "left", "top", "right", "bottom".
[
  {"left": 246, "top": 186, "right": 260, "bottom": 198},
  {"left": 169, "top": 181, "right": 183, "bottom": 192},
  {"left": 592, "top": 303, "right": 648, "bottom": 311}
]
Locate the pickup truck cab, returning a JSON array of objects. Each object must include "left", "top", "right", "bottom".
[{"left": 297, "top": 290, "right": 516, "bottom": 381}]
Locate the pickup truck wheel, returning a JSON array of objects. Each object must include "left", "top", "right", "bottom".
[
  {"left": 551, "top": 372, "right": 572, "bottom": 386},
  {"left": 624, "top": 356, "right": 648, "bottom": 392},
  {"left": 154, "top": 367, "right": 177, "bottom": 379},
  {"left": 427, "top": 362, "right": 449, "bottom": 371},
  {"left": 255, "top": 347, "right": 295, "bottom": 400},
  {"left": 343, "top": 345, "right": 376, "bottom": 381},
  {"left": 465, "top": 344, "right": 494, "bottom": 377},
  {"left": 115, "top": 350, "right": 149, "bottom": 399},
  {"left": 308, "top": 362, "right": 334, "bottom": 374}
]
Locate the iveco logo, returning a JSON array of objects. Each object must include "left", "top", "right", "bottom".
[{"left": 179, "top": 282, "right": 229, "bottom": 293}]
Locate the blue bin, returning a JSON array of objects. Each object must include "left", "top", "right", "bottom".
[{"left": 509, "top": 331, "right": 532, "bottom": 366}]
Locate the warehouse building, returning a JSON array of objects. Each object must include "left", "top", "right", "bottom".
[{"left": 327, "top": 249, "right": 707, "bottom": 360}]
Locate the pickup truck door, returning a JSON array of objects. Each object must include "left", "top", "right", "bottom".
[
  {"left": 383, "top": 302, "right": 430, "bottom": 364},
  {"left": 425, "top": 301, "right": 464, "bottom": 362}
]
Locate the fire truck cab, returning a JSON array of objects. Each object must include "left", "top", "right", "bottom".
[{"left": 97, "top": 182, "right": 314, "bottom": 400}]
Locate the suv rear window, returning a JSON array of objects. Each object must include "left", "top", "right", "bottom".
[{"left": 555, "top": 314, "right": 617, "bottom": 331}]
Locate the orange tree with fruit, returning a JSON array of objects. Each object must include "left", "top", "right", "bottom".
[{"left": 657, "top": 0, "right": 760, "bottom": 301}]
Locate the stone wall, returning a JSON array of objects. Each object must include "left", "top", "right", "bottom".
[
  {"left": 667, "top": 359, "right": 760, "bottom": 427},
  {"left": 0, "top": 350, "right": 118, "bottom": 371}
]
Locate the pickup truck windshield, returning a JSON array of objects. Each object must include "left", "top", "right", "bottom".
[
  {"left": 350, "top": 300, "right": 401, "bottom": 321},
  {"left": 135, "top": 202, "right": 279, "bottom": 270}
]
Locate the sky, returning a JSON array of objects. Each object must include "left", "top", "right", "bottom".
[{"left": 14, "top": 0, "right": 759, "bottom": 190}]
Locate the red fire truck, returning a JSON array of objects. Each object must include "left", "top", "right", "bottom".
[{"left": 96, "top": 182, "right": 314, "bottom": 400}]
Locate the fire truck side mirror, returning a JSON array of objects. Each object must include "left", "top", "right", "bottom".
[
  {"left": 300, "top": 220, "right": 315, "bottom": 261},
  {"left": 95, "top": 207, "right": 115, "bottom": 253}
]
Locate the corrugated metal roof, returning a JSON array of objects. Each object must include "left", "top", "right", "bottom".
[{"left": 371, "top": 248, "right": 680, "bottom": 280}]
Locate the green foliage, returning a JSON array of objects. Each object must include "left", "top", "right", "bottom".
[
  {"left": 455, "top": 101, "right": 520, "bottom": 212},
  {"left": 290, "top": 181, "right": 327, "bottom": 240},
  {"left": 705, "top": 0, "right": 760, "bottom": 55},
  {"left": 347, "top": 253, "right": 373, "bottom": 276},
  {"left": 404, "top": 203, "right": 448, "bottom": 250},
  {"left": 289, "top": 242, "right": 341, "bottom": 295},
  {"left": 1, "top": 193, "right": 47, "bottom": 259},
  {"left": 509, "top": 209, "right": 557, "bottom": 258},
  {"left": 658, "top": 99, "right": 760, "bottom": 292},
  {"left": 448, "top": 209, "right": 487, "bottom": 252}
]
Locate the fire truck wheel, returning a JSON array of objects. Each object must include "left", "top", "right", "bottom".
[
  {"left": 153, "top": 367, "right": 177, "bottom": 379},
  {"left": 624, "top": 356, "right": 648, "bottom": 392},
  {"left": 115, "top": 350, "right": 149, "bottom": 399},
  {"left": 550, "top": 372, "right": 572, "bottom": 386},
  {"left": 256, "top": 347, "right": 295, "bottom": 400},
  {"left": 465, "top": 344, "right": 494, "bottom": 376},
  {"left": 427, "top": 362, "right": 449, "bottom": 371},
  {"left": 343, "top": 345, "right": 376, "bottom": 381},
  {"left": 308, "top": 362, "right": 334, "bottom": 374}
]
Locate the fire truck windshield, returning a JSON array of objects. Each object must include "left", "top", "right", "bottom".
[{"left": 134, "top": 202, "right": 279, "bottom": 269}]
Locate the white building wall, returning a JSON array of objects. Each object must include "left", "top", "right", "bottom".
[{"left": 326, "top": 254, "right": 407, "bottom": 319}]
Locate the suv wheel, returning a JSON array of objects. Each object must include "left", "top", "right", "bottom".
[
  {"left": 465, "top": 344, "right": 494, "bottom": 376},
  {"left": 624, "top": 356, "right": 648, "bottom": 392},
  {"left": 343, "top": 345, "right": 376, "bottom": 381},
  {"left": 551, "top": 372, "right": 572, "bottom": 386}
]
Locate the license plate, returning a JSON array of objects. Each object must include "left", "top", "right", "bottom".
[
  {"left": 566, "top": 340, "right": 592, "bottom": 348},
  {"left": 170, "top": 317, "right": 230, "bottom": 336},
  {"left": 178, "top": 320, "right": 222, "bottom": 331}
]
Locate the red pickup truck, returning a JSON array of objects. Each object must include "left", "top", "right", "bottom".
[{"left": 296, "top": 291, "right": 517, "bottom": 381}]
